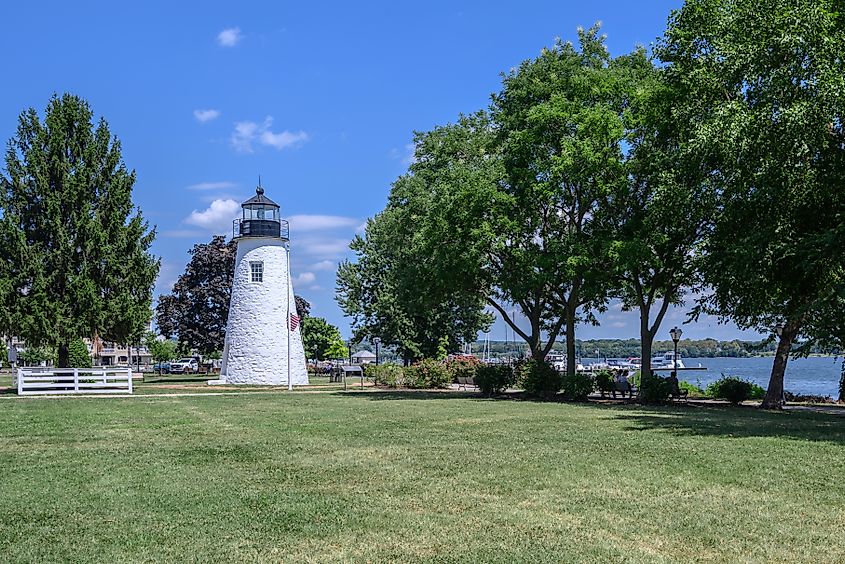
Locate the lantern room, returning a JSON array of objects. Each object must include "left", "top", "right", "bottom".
[{"left": 233, "top": 185, "right": 289, "bottom": 240}]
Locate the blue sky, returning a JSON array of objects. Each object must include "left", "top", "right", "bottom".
[{"left": 0, "top": 0, "right": 763, "bottom": 342}]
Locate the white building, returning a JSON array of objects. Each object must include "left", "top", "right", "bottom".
[
  {"left": 214, "top": 185, "right": 309, "bottom": 386},
  {"left": 351, "top": 350, "right": 377, "bottom": 365}
]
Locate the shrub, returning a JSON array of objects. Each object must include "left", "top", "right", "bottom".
[
  {"left": 561, "top": 371, "right": 594, "bottom": 401},
  {"left": 516, "top": 359, "right": 561, "bottom": 398},
  {"left": 679, "top": 380, "right": 705, "bottom": 398},
  {"left": 68, "top": 339, "right": 92, "bottom": 368},
  {"left": 404, "top": 359, "right": 452, "bottom": 389},
  {"left": 475, "top": 364, "right": 515, "bottom": 396},
  {"left": 365, "top": 364, "right": 405, "bottom": 388},
  {"left": 639, "top": 373, "right": 672, "bottom": 403},
  {"left": 593, "top": 369, "right": 615, "bottom": 396},
  {"left": 706, "top": 376, "right": 754, "bottom": 404},
  {"left": 444, "top": 355, "right": 481, "bottom": 383}
]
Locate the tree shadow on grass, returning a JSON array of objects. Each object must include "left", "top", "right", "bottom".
[
  {"left": 341, "top": 389, "right": 845, "bottom": 444},
  {"left": 594, "top": 402, "right": 845, "bottom": 445},
  {"left": 333, "top": 390, "right": 484, "bottom": 401}
]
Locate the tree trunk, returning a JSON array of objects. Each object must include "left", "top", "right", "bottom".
[
  {"left": 838, "top": 362, "right": 845, "bottom": 403},
  {"left": 639, "top": 306, "right": 652, "bottom": 380},
  {"left": 761, "top": 322, "right": 799, "bottom": 409},
  {"left": 57, "top": 343, "right": 69, "bottom": 368},
  {"left": 565, "top": 305, "right": 577, "bottom": 377}
]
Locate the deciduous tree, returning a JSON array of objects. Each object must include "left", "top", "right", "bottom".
[{"left": 658, "top": 0, "right": 845, "bottom": 408}]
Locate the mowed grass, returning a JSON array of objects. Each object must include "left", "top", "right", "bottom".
[{"left": 1, "top": 391, "right": 844, "bottom": 563}]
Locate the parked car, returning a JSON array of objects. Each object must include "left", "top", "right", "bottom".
[
  {"left": 152, "top": 361, "right": 171, "bottom": 374},
  {"left": 170, "top": 358, "right": 199, "bottom": 374}
]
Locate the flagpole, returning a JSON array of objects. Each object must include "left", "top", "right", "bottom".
[{"left": 287, "top": 242, "right": 292, "bottom": 391}]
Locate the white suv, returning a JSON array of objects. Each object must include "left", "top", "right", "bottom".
[{"left": 170, "top": 358, "right": 199, "bottom": 374}]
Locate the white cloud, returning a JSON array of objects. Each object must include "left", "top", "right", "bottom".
[
  {"left": 231, "top": 116, "right": 308, "bottom": 153},
  {"left": 295, "top": 237, "right": 351, "bottom": 258},
  {"left": 186, "top": 181, "right": 237, "bottom": 191},
  {"left": 311, "top": 260, "right": 336, "bottom": 271},
  {"left": 217, "top": 27, "right": 242, "bottom": 47},
  {"left": 185, "top": 198, "right": 240, "bottom": 234},
  {"left": 390, "top": 143, "right": 416, "bottom": 166},
  {"left": 193, "top": 109, "right": 221, "bottom": 123},
  {"left": 288, "top": 214, "right": 359, "bottom": 232},
  {"left": 293, "top": 272, "right": 316, "bottom": 285}
]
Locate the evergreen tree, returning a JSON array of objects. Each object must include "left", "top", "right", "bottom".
[
  {"left": 68, "top": 338, "right": 92, "bottom": 368},
  {"left": 0, "top": 94, "right": 159, "bottom": 367}
]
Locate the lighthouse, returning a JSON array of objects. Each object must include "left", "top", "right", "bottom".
[{"left": 214, "top": 184, "right": 309, "bottom": 387}]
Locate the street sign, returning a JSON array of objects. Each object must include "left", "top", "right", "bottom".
[{"left": 8, "top": 345, "right": 17, "bottom": 363}]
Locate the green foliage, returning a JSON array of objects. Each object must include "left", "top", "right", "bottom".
[
  {"left": 365, "top": 364, "right": 405, "bottom": 388},
  {"left": 0, "top": 94, "right": 159, "bottom": 367},
  {"left": 301, "top": 316, "right": 344, "bottom": 361},
  {"left": 155, "top": 236, "right": 236, "bottom": 355},
  {"left": 474, "top": 364, "right": 515, "bottom": 397},
  {"left": 404, "top": 359, "right": 452, "bottom": 389},
  {"left": 324, "top": 338, "right": 349, "bottom": 361},
  {"left": 444, "top": 355, "right": 481, "bottom": 383},
  {"left": 516, "top": 359, "right": 561, "bottom": 398},
  {"left": 593, "top": 370, "right": 615, "bottom": 395},
  {"left": 18, "top": 346, "right": 55, "bottom": 366},
  {"left": 706, "top": 376, "right": 755, "bottom": 405},
  {"left": 67, "top": 339, "right": 91, "bottom": 368},
  {"left": 639, "top": 373, "right": 672, "bottom": 403},
  {"left": 658, "top": 0, "right": 845, "bottom": 401},
  {"left": 144, "top": 332, "right": 177, "bottom": 364},
  {"left": 560, "top": 372, "right": 595, "bottom": 401},
  {"left": 678, "top": 380, "right": 705, "bottom": 398},
  {"left": 0, "top": 341, "right": 7, "bottom": 368}
]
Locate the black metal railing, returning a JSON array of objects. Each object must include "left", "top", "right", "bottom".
[{"left": 233, "top": 218, "right": 289, "bottom": 240}]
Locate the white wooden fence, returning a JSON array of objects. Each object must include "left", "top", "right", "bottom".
[{"left": 16, "top": 367, "right": 133, "bottom": 395}]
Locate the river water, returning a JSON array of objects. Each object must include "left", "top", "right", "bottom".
[{"left": 586, "top": 356, "right": 843, "bottom": 397}]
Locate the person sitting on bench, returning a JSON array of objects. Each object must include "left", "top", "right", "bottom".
[{"left": 613, "top": 370, "right": 632, "bottom": 398}]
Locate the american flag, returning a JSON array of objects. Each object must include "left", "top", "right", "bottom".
[{"left": 288, "top": 313, "right": 301, "bottom": 331}]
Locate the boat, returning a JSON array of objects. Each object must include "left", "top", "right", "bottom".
[{"left": 650, "top": 352, "right": 685, "bottom": 369}]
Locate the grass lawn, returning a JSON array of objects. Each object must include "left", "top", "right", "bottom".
[{"left": 1, "top": 391, "right": 844, "bottom": 562}]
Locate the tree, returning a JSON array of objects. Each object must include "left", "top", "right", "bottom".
[
  {"left": 607, "top": 49, "right": 715, "bottom": 380},
  {"left": 143, "top": 332, "right": 177, "bottom": 375},
  {"left": 337, "top": 174, "right": 493, "bottom": 363},
  {"left": 488, "top": 25, "right": 630, "bottom": 369},
  {"left": 155, "top": 236, "right": 236, "bottom": 355},
  {"left": 300, "top": 316, "right": 343, "bottom": 361},
  {"left": 324, "top": 338, "right": 349, "bottom": 362},
  {"left": 68, "top": 338, "right": 92, "bottom": 368},
  {"left": 658, "top": 0, "right": 845, "bottom": 408},
  {"left": 295, "top": 295, "right": 311, "bottom": 319},
  {"left": 0, "top": 94, "right": 159, "bottom": 367}
]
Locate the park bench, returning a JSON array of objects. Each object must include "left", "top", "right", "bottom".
[{"left": 456, "top": 375, "right": 478, "bottom": 390}]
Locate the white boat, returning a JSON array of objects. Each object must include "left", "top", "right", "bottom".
[
  {"left": 545, "top": 353, "right": 585, "bottom": 372},
  {"left": 650, "top": 352, "right": 685, "bottom": 370}
]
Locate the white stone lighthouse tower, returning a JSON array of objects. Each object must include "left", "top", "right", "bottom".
[{"left": 215, "top": 184, "right": 309, "bottom": 387}]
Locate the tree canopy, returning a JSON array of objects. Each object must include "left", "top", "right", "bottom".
[{"left": 658, "top": 0, "right": 845, "bottom": 407}]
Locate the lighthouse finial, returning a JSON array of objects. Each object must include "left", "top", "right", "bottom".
[{"left": 256, "top": 175, "right": 264, "bottom": 196}]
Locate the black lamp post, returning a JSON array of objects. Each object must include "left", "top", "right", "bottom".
[
  {"left": 669, "top": 326, "right": 682, "bottom": 375},
  {"left": 373, "top": 337, "right": 380, "bottom": 366}
]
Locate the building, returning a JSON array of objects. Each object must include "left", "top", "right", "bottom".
[
  {"left": 352, "top": 350, "right": 377, "bottom": 365},
  {"left": 215, "top": 183, "right": 309, "bottom": 386}
]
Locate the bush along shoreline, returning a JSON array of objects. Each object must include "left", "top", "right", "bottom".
[{"left": 363, "top": 359, "right": 839, "bottom": 405}]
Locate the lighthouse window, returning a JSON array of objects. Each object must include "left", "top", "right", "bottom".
[{"left": 250, "top": 261, "right": 263, "bottom": 283}]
